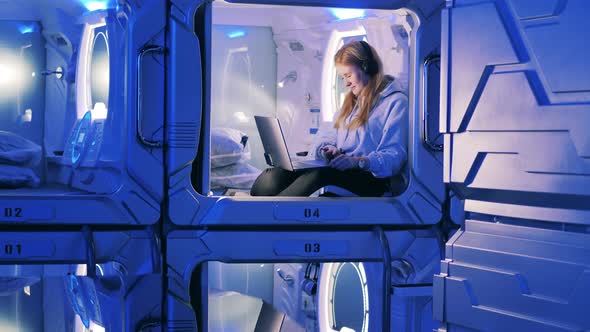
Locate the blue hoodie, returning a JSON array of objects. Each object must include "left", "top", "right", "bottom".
[{"left": 312, "top": 77, "right": 408, "bottom": 178}]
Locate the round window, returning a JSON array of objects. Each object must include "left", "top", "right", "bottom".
[
  {"left": 329, "top": 262, "right": 368, "bottom": 332},
  {"left": 90, "top": 28, "right": 109, "bottom": 108}
]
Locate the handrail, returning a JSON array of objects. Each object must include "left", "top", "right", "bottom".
[
  {"left": 83, "top": 226, "right": 96, "bottom": 279},
  {"left": 136, "top": 45, "right": 165, "bottom": 148},
  {"left": 374, "top": 226, "right": 392, "bottom": 332},
  {"left": 422, "top": 54, "right": 443, "bottom": 151}
]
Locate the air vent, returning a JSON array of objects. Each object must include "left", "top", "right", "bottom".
[
  {"left": 289, "top": 41, "right": 304, "bottom": 51},
  {"left": 313, "top": 50, "right": 323, "bottom": 61},
  {"left": 52, "top": 34, "right": 68, "bottom": 46},
  {"left": 392, "top": 25, "right": 408, "bottom": 40}
]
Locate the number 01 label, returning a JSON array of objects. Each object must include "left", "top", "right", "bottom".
[{"left": 0, "top": 240, "right": 55, "bottom": 258}]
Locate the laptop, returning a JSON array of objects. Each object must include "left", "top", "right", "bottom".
[{"left": 254, "top": 116, "right": 328, "bottom": 171}]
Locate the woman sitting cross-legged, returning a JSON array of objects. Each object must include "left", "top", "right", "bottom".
[{"left": 251, "top": 41, "right": 408, "bottom": 197}]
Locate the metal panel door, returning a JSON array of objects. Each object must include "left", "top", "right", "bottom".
[
  {"left": 437, "top": 1, "right": 590, "bottom": 331},
  {"left": 441, "top": 0, "right": 590, "bottom": 223}
]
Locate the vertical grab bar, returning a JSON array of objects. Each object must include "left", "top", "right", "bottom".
[
  {"left": 136, "top": 45, "right": 165, "bottom": 148},
  {"left": 422, "top": 54, "right": 443, "bottom": 151},
  {"left": 82, "top": 226, "right": 96, "bottom": 279},
  {"left": 374, "top": 226, "right": 392, "bottom": 332}
]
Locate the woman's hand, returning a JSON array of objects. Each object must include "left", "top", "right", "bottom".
[
  {"left": 321, "top": 145, "right": 341, "bottom": 161},
  {"left": 329, "top": 155, "right": 359, "bottom": 171}
]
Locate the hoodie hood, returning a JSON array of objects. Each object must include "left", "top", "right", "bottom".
[{"left": 379, "top": 75, "right": 406, "bottom": 99}]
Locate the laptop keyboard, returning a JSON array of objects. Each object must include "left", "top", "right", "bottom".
[{"left": 292, "top": 159, "right": 327, "bottom": 168}]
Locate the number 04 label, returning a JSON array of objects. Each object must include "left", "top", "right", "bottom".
[{"left": 274, "top": 204, "right": 350, "bottom": 222}]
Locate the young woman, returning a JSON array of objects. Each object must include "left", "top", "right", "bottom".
[{"left": 251, "top": 40, "right": 408, "bottom": 197}]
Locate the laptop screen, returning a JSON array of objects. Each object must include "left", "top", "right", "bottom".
[{"left": 254, "top": 116, "right": 295, "bottom": 171}]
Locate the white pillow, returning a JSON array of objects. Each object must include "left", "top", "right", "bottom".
[
  {"left": 211, "top": 162, "right": 261, "bottom": 189},
  {"left": 0, "top": 131, "right": 42, "bottom": 167},
  {"left": 211, "top": 127, "right": 251, "bottom": 168},
  {"left": 0, "top": 164, "right": 40, "bottom": 188}
]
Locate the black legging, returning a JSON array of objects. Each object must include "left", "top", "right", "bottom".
[{"left": 250, "top": 167, "right": 389, "bottom": 197}]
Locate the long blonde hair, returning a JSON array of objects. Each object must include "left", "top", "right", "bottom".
[{"left": 334, "top": 41, "right": 391, "bottom": 130}]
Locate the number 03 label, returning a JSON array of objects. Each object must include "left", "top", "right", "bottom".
[{"left": 273, "top": 240, "right": 350, "bottom": 256}]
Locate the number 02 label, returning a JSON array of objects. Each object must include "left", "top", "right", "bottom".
[{"left": 0, "top": 206, "right": 54, "bottom": 222}]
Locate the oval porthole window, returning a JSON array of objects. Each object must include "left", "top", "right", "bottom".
[
  {"left": 90, "top": 27, "right": 109, "bottom": 109},
  {"left": 327, "top": 262, "right": 369, "bottom": 332}
]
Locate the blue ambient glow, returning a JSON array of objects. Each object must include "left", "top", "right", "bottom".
[
  {"left": 18, "top": 25, "right": 35, "bottom": 34},
  {"left": 227, "top": 30, "right": 246, "bottom": 39},
  {"left": 81, "top": 0, "right": 108, "bottom": 11},
  {"left": 330, "top": 8, "right": 365, "bottom": 20}
]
